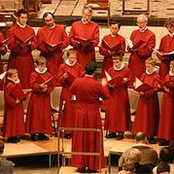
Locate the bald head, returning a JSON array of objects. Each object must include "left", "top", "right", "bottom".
[{"left": 135, "top": 132, "right": 147, "bottom": 142}]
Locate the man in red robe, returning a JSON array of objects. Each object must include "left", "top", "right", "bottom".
[
  {"left": 70, "top": 61, "right": 109, "bottom": 173},
  {"left": 37, "top": 12, "right": 69, "bottom": 75},
  {"left": 157, "top": 18, "right": 174, "bottom": 80},
  {"left": 69, "top": 5, "right": 99, "bottom": 67},
  {"left": 99, "top": 21, "right": 125, "bottom": 77},
  {"left": 7, "top": 8, "right": 38, "bottom": 89},
  {"left": 128, "top": 14, "right": 155, "bottom": 79}
]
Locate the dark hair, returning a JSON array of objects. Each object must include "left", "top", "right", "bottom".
[
  {"left": 0, "top": 140, "right": 4, "bottom": 154},
  {"left": 43, "top": 12, "right": 54, "bottom": 21},
  {"left": 135, "top": 132, "right": 147, "bottom": 141},
  {"left": 67, "top": 48, "right": 77, "bottom": 57},
  {"left": 110, "top": 20, "right": 121, "bottom": 28},
  {"left": 157, "top": 161, "right": 170, "bottom": 173},
  {"left": 112, "top": 53, "right": 123, "bottom": 61},
  {"left": 159, "top": 147, "right": 173, "bottom": 163},
  {"left": 16, "top": 8, "right": 28, "bottom": 17},
  {"left": 164, "top": 17, "right": 174, "bottom": 27},
  {"left": 85, "top": 61, "right": 97, "bottom": 75}
]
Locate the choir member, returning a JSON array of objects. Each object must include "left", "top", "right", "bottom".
[
  {"left": 104, "top": 54, "right": 133, "bottom": 140},
  {"left": 57, "top": 48, "right": 84, "bottom": 139},
  {"left": 158, "top": 60, "right": 174, "bottom": 145},
  {"left": 25, "top": 57, "right": 54, "bottom": 141},
  {"left": 70, "top": 61, "right": 109, "bottom": 173},
  {"left": 37, "top": 12, "right": 69, "bottom": 75},
  {"left": 99, "top": 21, "right": 125, "bottom": 77},
  {"left": 69, "top": 5, "right": 99, "bottom": 67},
  {"left": 133, "top": 57, "right": 160, "bottom": 144},
  {"left": 3, "top": 69, "right": 25, "bottom": 143},
  {"left": 7, "top": 8, "right": 38, "bottom": 89},
  {"left": 128, "top": 14, "right": 155, "bottom": 79},
  {"left": 157, "top": 17, "right": 174, "bottom": 80}
]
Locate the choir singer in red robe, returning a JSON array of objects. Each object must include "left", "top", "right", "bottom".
[
  {"left": 70, "top": 61, "right": 109, "bottom": 173},
  {"left": 69, "top": 5, "right": 99, "bottom": 67},
  {"left": 7, "top": 8, "right": 38, "bottom": 89},
  {"left": 37, "top": 12, "right": 69, "bottom": 75}
]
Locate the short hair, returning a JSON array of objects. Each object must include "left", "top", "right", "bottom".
[
  {"left": 85, "top": 61, "right": 97, "bottom": 75},
  {"left": 122, "top": 162, "right": 135, "bottom": 173},
  {"left": 110, "top": 20, "right": 121, "bottom": 28},
  {"left": 157, "top": 161, "right": 170, "bottom": 174},
  {"left": 159, "top": 147, "right": 173, "bottom": 163},
  {"left": 137, "top": 14, "right": 148, "bottom": 23},
  {"left": 112, "top": 53, "right": 123, "bottom": 61},
  {"left": 164, "top": 17, "right": 174, "bottom": 27},
  {"left": 67, "top": 48, "right": 77, "bottom": 57},
  {"left": 16, "top": 8, "right": 28, "bottom": 17},
  {"left": 43, "top": 12, "right": 54, "bottom": 21},
  {"left": 7, "top": 69, "right": 18, "bottom": 77},
  {"left": 0, "top": 140, "right": 4, "bottom": 154},
  {"left": 36, "top": 57, "right": 46, "bottom": 66},
  {"left": 135, "top": 132, "right": 147, "bottom": 141},
  {"left": 145, "top": 57, "right": 156, "bottom": 66},
  {"left": 83, "top": 5, "right": 93, "bottom": 13}
]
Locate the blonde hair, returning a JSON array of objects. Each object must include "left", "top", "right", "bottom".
[
  {"left": 137, "top": 14, "right": 148, "bottom": 23},
  {"left": 145, "top": 57, "right": 156, "bottom": 66},
  {"left": 7, "top": 69, "right": 18, "bottom": 78},
  {"left": 36, "top": 56, "right": 46, "bottom": 66},
  {"left": 170, "top": 60, "right": 174, "bottom": 68}
]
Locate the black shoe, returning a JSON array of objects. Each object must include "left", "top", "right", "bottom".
[
  {"left": 38, "top": 133, "right": 49, "bottom": 140},
  {"left": 64, "top": 134, "right": 72, "bottom": 139},
  {"left": 7, "top": 137, "right": 19, "bottom": 143},
  {"left": 148, "top": 136, "right": 157, "bottom": 144},
  {"left": 87, "top": 169, "right": 98, "bottom": 173},
  {"left": 106, "top": 132, "right": 116, "bottom": 138},
  {"left": 76, "top": 167, "right": 86, "bottom": 173},
  {"left": 116, "top": 132, "right": 124, "bottom": 140},
  {"left": 158, "top": 139, "right": 170, "bottom": 146},
  {"left": 31, "top": 134, "right": 38, "bottom": 141}
]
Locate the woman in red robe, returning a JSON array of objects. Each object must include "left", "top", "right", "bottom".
[
  {"left": 70, "top": 61, "right": 109, "bottom": 173},
  {"left": 99, "top": 21, "right": 125, "bottom": 78},
  {"left": 104, "top": 54, "right": 133, "bottom": 139},
  {"left": 69, "top": 6, "right": 99, "bottom": 67},
  {"left": 4, "top": 69, "right": 25, "bottom": 143},
  {"left": 7, "top": 9, "right": 38, "bottom": 89},
  {"left": 37, "top": 12, "right": 69, "bottom": 75},
  {"left": 158, "top": 60, "right": 174, "bottom": 142},
  {"left": 25, "top": 57, "right": 54, "bottom": 141},
  {"left": 133, "top": 57, "right": 160, "bottom": 143},
  {"left": 57, "top": 48, "right": 84, "bottom": 138}
]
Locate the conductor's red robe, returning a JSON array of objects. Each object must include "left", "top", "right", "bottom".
[
  {"left": 70, "top": 76, "right": 109, "bottom": 170},
  {"left": 69, "top": 20, "right": 99, "bottom": 67},
  {"left": 25, "top": 69, "right": 54, "bottom": 135},
  {"left": 3, "top": 80, "right": 25, "bottom": 137},
  {"left": 7, "top": 24, "right": 38, "bottom": 89},
  {"left": 157, "top": 34, "right": 174, "bottom": 80},
  {"left": 57, "top": 61, "right": 84, "bottom": 134},
  {"left": 99, "top": 34, "right": 125, "bottom": 77},
  {"left": 133, "top": 71, "right": 160, "bottom": 137},
  {"left": 0, "top": 32, "right": 7, "bottom": 74},
  {"left": 128, "top": 29, "right": 155, "bottom": 78},
  {"left": 158, "top": 74, "right": 174, "bottom": 141},
  {"left": 37, "top": 24, "right": 69, "bottom": 75},
  {"left": 104, "top": 65, "right": 133, "bottom": 132}
]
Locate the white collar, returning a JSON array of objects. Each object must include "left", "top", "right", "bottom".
[
  {"left": 17, "top": 21, "right": 26, "bottom": 28},
  {"left": 7, "top": 77, "right": 20, "bottom": 84},
  {"left": 168, "top": 33, "right": 174, "bottom": 37},
  {"left": 81, "top": 18, "right": 89, "bottom": 25},
  {"left": 47, "top": 23, "right": 56, "bottom": 29},
  {"left": 85, "top": 74, "right": 94, "bottom": 78},
  {"left": 113, "top": 63, "right": 124, "bottom": 71},
  {"left": 35, "top": 67, "right": 47, "bottom": 74},
  {"left": 65, "top": 59, "right": 77, "bottom": 67},
  {"left": 146, "top": 67, "right": 158, "bottom": 75},
  {"left": 169, "top": 70, "right": 174, "bottom": 76},
  {"left": 139, "top": 27, "right": 148, "bottom": 32},
  {"left": 110, "top": 33, "right": 117, "bottom": 37}
]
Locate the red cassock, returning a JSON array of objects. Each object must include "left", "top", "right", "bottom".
[
  {"left": 7, "top": 24, "right": 38, "bottom": 89},
  {"left": 157, "top": 34, "right": 174, "bottom": 80},
  {"left": 25, "top": 70, "right": 54, "bottom": 135},
  {"left": 37, "top": 24, "right": 69, "bottom": 75},
  {"left": 99, "top": 34, "right": 125, "bottom": 77},
  {"left": 3, "top": 81, "right": 25, "bottom": 137},
  {"left": 57, "top": 62, "right": 84, "bottom": 134},
  {"left": 128, "top": 29, "right": 155, "bottom": 78},
  {"left": 69, "top": 21, "right": 99, "bottom": 67},
  {"left": 0, "top": 32, "right": 7, "bottom": 74},
  {"left": 158, "top": 74, "right": 174, "bottom": 141},
  {"left": 70, "top": 76, "right": 109, "bottom": 170},
  {"left": 133, "top": 72, "right": 160, "bottom": 137},
  {"left": 104, "top": 66, "right": 133, "bottom": 132}
]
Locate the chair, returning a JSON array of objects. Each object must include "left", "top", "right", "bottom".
[{"left": 87, "top": 0, "right": 111, "bottom": 27}]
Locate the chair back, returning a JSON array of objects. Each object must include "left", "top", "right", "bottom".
[{"left": 51, "top": 87, "right": 62, "bottom": 111}]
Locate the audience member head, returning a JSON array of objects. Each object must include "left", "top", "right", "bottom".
[
  {"left": 110, "top": 21, "right": 121, "bottom": 36},
  {"left": 16, "top": 8, "right": 28, "bottom": 26},
  {"left": 112, "top": 53, "right": 123, "bottom": 69},
  {"left": 157, "top": 161, "right": 170, "bottom": 174},
  {"left": 159, "top": 147, "right": 173, "bottom": 163},
  {"left": 66, "top": 48, "right": 77, "bottom": 65},
  {"left": 137, "top": 14, "right": 148, "bottom": 31},
  {"left": 122, "top": 162, "right": 135, "bottom": 174},
  {"left": 7, "top": 69, "right": 19, "bottom": 82},
  {"left": 43, "top": 12, "right": 55, "bottom": 28},
  {"left": 135, "top": 132, "right": 148, "bottom": 144},
  {"left": 164, "top": 17, "right": 174, "bottom": 34},
  {"left": 0, "top": 140, "right": 4, "bottom": 156},
  {"left": 82, "top": 5, "right": 93, "bottom": 24},
  {"left": 145, "top": 57, "right": 156, "bottom": 74},
  {"left": 85, "top": 61, "right": 97, "bottom": 75},
  {"left": 36, "top": 56, "right": 47, "bottom": 73}
]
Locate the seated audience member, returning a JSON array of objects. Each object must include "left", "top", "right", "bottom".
[
  {"left": 156, "top": 162, "right": 170, "bottom": 174},
  {"left": 119, "top": 132, "right": 158, "bottom": 169},
  {"left": 0, "top": 140, "right": 14, "bottom": 174},
  {"left": 118, "top": 162, "right": 135, "bottom": 174}
]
